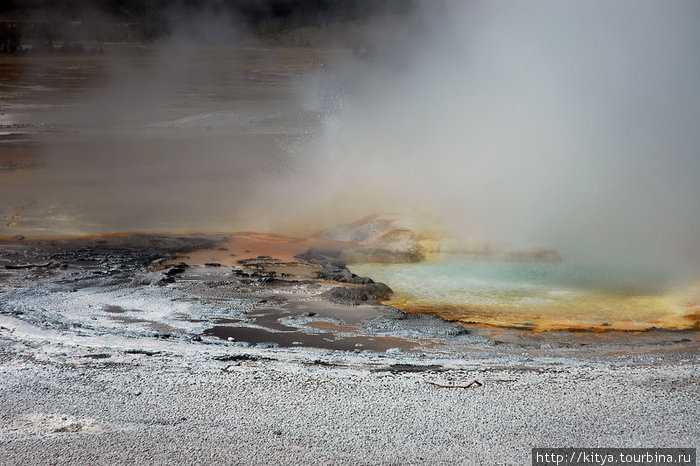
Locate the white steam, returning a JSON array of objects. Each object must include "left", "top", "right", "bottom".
[
  {"left": 9, "top": 1, "right": 700, "bottom": 273},
  {"left": 289, "top": 0, "right": 700, "bottom": 271}
]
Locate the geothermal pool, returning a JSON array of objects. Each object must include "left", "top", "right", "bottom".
[{"left": 350, "top": 260, "right": 699, "bottom": 331}]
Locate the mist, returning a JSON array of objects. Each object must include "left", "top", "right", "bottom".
[
  {"left": 9, "top": 0, "right": 700, "bottom": 274},
  {"left": 288, "top": 0, "right": 700, "bottom": 272}
]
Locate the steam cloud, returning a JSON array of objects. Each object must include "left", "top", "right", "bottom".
[
  {"left": 18, "top": 0, "right": 700, "bottom": 273},
  {"left": 291, "top": 0, "right": 700, "bottom": 272}
]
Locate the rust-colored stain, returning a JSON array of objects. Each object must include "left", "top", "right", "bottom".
[
  {"left": 683, "top": 311, "right": 700, "bottom": 331},
  {"left": 384, "top": 294, "right": 699, "bottom": 332}
]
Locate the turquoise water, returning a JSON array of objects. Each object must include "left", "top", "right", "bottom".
[
  {"left": 352, "top": 261, "right": 670, "bottom": 304},
  {"left": 350, "top": 260, "right": 692, "bottom": 330}
]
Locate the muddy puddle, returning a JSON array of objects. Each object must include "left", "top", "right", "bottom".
[{"left": 202, "top": 325, "right": 434, "bottom": 353}]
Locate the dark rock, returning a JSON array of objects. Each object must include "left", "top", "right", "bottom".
[
  {"left": 294, "top": 249, "right": 335, "bottom": 266},
  {"left": 237, "top": 256, "right": 284, "bottom": 268},
  {"left": 324, "top": 282, "right": 393, "bottom": 305},
  {"left": 295, "top": 248, "right": 374, "bottom": 284},
  {"left": 156, "top": 275, "right": 175, "bottom": 285},
  {"left": 374, "top": 364, "right": 445, "bottom": 373},
  {"left": 165, "top": 262, "right": 188, "bottom": 276},
  {"left": 54, "top": 422, "right": 82, "bottom": 433},
  {"left": 103, "top": 305, "right": 126, "bottom": 314},
  {"left": 321, "top": 215, "right": 431, "bottom": 263},
  {"left": 450, "top": 326, "right": 470, "bottom": 336},
  {"left": 124, "top": 349, "right": 161, "bottom": 356},
  {"left": 339, "top": 246, "right": 424, "bottom": 264},
  {"left": 211, "top": 354, "right": 262, "bottom": 362},
  {"left": 83, "top": 353, "right": 111, "bottom": 359}
]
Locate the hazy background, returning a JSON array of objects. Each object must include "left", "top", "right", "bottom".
[
  {"left": 290, "top": 0, "right": 700, "bottom": 273},
  {"left": 1, "top": 0, "right": 699, "bottom": 273}
]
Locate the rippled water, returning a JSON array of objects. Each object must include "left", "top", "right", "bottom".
[{"left": 350, "top": 260, "right": 699, "bottom": 331}]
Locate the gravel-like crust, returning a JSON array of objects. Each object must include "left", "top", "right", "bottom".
[
  {"left": 1, "top": 325, "right": 697, "bottom": 465},
  {"left": 1, "top": 236, "right": 698, "bottom": 464}
]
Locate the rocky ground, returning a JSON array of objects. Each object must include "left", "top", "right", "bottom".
[{"left": 0, "top": 234, "right": 698, "bottom": 465}]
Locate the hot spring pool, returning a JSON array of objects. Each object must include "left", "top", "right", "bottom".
[{"left": 349, "top": 260, "right": 699, "bottom": 331}]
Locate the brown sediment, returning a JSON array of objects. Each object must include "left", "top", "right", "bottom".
[
  {"left": 0, "top": 231, "right": 350, "bottom": 278},
  {"left": 683, "top": 311, "right": 700, "bottom": 331},
  {"left": 600, "top": 343, "right": 700, "bottom": 356},
  {"left": 176, "top": 232, "right": 352, "bottom": 267},
  {"left": 202, "top": 325, "right": 436, "bottom": 353},
  {"left": 385, "top": 296, "right": 699, "bottom": 333},
  {"left": 0, "top": 146, "right": 41, "bottom": 172}
]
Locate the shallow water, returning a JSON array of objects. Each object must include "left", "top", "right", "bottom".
[
  {"left": 350, "top": 260, "right": 700, "bottom": 331},
  {"left": 0, "top": 47, "right": 329, "bottom": 236}
]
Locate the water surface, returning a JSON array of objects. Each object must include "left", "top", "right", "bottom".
[{"left": 351, "top": 260, "right": 699, "bottom": 331}]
